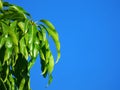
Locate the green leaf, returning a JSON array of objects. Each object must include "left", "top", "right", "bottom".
[
  {"left": 1, "top": 22, "right": 9, "bottom": 35},
  {"left": 20, "top": 37, "right": 28, "bottom": 60},
  {"left": 40, "top": 20, "right": 55, "bottom": 30},
  {"left": 10, "top": 5, "right": 31, "bottom": 17},
  {"left": 33, "top": 37, "right": 39, "bottom": 58},
  {"left": 39, "top": 49, "right": 45, "bottom": 61},
  {"left": 4, "top": 48, "right": 12, "bottom": 62},
  {"left": 10, "top": 21, "right": 17, "bottom": 31},
  {"left": 0, "top": 0, "right": 3, "bottom": 10},
  {"left": 18, "top": 19, "right": 30, "bottom": 33},
  {"left": 8, "top": 28, "right": 18, "bottom": 46},
  {"left": 48, "top": 75, "right": 53, "bottom": 86},
  {"left": 5, "top": 37, "right": 13, "bottom": 48},
  {"left": 19, "top": 78, "right": 25, "bottom": 90},
  {"left": 40, "top": 57, "right": 48, "bottom": 78},
  {"left": 18, "top": 21, "right": 24, "bottom": 32},
  {"left": 47, "top": 53, "right": 54, "bottom": 74},
  {"left": 0, "top": 36, "right": 5, "bottom": 49},
  {"left": 27, "top": 23, "right": 37, "bottom": 56},
  {"left": 28, "top": 58, "right": 36, "bottom": 71},
  {"left": 47, "top": 28, "right": 60, "bottom": 63},
  {"left": 1, "top": 21, "right": 18, "bottom": 46},
  {"left": 40, "top": 24, "right": 61, "bottom": 63}
]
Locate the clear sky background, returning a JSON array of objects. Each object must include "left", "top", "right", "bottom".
[{"left": 8, "top": 0, "right": 120, "bottom": 90}]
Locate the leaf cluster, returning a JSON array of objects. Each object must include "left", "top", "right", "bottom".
[{"left": 0, "top": 1, "right": 60, "bottom": 89}]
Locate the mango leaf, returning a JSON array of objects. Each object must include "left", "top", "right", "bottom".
[
  {"left": 4, "top": 48, "right": 12, "bottom": 63},
  {"left": 39, "top": 49, "right": 45, "bottom": 61},
  {"left": 33, "top": 37, "right": 39, "bottom": 58},
  {"left": 18, "top": 19, "right": 30, "bottom": 33},
  {"left": 10, "top": 21, "right": 17, "bottom": 31},
  {"left": 18, "top": 21, "right": 24, "bottom": 32},
  {"left": 39, "top": 24, "right": 61, "bottom": 63},
  {"left": 40, "top": 57, "right": 48, "bottom": 78},
  {"left": 47, "top": 53, "right": 54, "bottom": 74},
  {"left": 12, "top": 46, "right": 19, "bottom": 66},
  {"left": 40, "top": 20, "right": 55, "bottom": 30},
  {"left": 1, "top": 22, "right": 9, "bottom": 35},
  {"left": 20, "top": 37, "right": 28, "bottom": 60},
  {"left": 9, "top": 4, "right": 31, "bottom": 18},
  {"left": 5, "top": 37, "right": 13, "bottom": 48},
  {"left": 19, "top": 78, "right": 25, "bottom": 90},
  {"left": 27, "top": 23, "right": 38, "bottom": 56},
  {"left": 48, "top": 75, "right": 53, "bottom": 86},
  {"left": 0, "top": 36, "right": 5, "bottom": 49},
  {"left": 9, "top": 74, "right": 15, "bottom": 90},
  {"left": 1, "top": 21, "right": 18, "bottom": 46},
  {"left": 28, "top": 58, "right": 36, "bottom": 71},
  {"left": 1, "top": 9, "right": 25, "bottom": 21},
  {"left": 8, "top": 27, "right": 18, "bottom": 46}
]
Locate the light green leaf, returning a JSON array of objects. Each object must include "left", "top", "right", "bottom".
[
  {"left": 48, "top": 75, "right": 53, "bottom": 86},
  {"left": 20, "top": 37, "right": 28, "bottom": 60},
  {"left": 1, "top": 22, "right": 9, "bottom": 35},
  {"left": 47, "top": 28, "right": 60, "bottom": 63},
  {"left": 0, "top": 36, "right": 5, "bottom": 49},
  {"left": 27, "top": 23, "right": 38, "bottom": 56},
  {"left": 18, "top": 19, "right": 30, "bottom": 33},
  {"left": 19, "top": 78, "right": 25, "bottom": 90},
  {"left": 10, "top": 21, "right": 17, "bottom": 31},
  {"left": 40, "top": 19, "right": 55, "bottom": 30},
  {"left": 47, "top": 53, "right": 54, "bottom": 74},
  {"left": 10, "top": 5, "right": 30, "bottom": 18},
  {"left": 39, "top": 49, "right": 45, "bottom": 61},
  {"left": 28, "top": 58, "right": 36, "bottom": 71},
  {"left": 40, "top": 24, "right": 61, "bottom": 63},
  {"left": 4, "top": 48, "right": 12, "bottom": 62},
  {"left": 32, "top": 37, "right": 39, "bottom": 58},
  {"left": 5, "top": 37, "right": 13, "bottom": 48},
  {"left": 18, "top": 21, "right": 24, "bottom": 32}
]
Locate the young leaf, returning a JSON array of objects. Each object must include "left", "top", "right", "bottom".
[{"left": 40, "top": 20, "right": 55, "bottom": 30}]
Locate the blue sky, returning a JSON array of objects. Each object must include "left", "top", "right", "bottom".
[{"left": 8, "top": 0, "right": 120, "bottom": 90}]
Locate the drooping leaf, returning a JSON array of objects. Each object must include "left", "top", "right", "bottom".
[
  {"left": 18, "top": 21, "right": 25, "bottom": 32},
  {"left": 40, "top": 20, "right": 55, "bottom": 30},
  {"left": 33, "top": 37, "right": 39, "bottom": 58},
  {"left": 48, "top": 74, "right": 53, "bottom": 86},
  {"left": 4, "top": 48, "right": 12, "bottom": 63},
  {"left": 0, "top": 36, "right": 5, "bottom": 49},
  {"left": 19, "top": 78, "right": 25, "bottom": 90},
  {"left": 47, "top": 53, "right": 54, "bottom": 74},
  {"left": 39, "top": 24, "right": 61, "bottom": 63},
  {"left": 9, "top": 5, "right": 30, "bottom": 18},
  {"left": 20, "top": 37, "right": 28, "bottom": 60},
  {"left": 18, "top": 19, "right": 30, "bottom": 34}
]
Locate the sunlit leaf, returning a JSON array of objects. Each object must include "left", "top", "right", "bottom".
[
  {"left": 40, "top": 24, "right": 61, "bottom": 63},
  {"left": 40, "top": 20, "right": 55, "bottom": 30},
  {"left": 18, "top": 21, "right": 24, "bottom": 32},
  {"left": 19, "top": 78, "right": 25, "bottom": 90},
  {"left": 20, "top": 37, "right": 28, "bottom": 60},
  {"left": 4, "top": 48, "right": 12, "bottom": 62},
  {"left": 47, "top": 53, "right": 54, "bottom": 74}
]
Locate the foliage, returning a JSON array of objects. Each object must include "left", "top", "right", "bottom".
[{"left": 0, "top": 0, "right": 60, "bottom": 89}]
